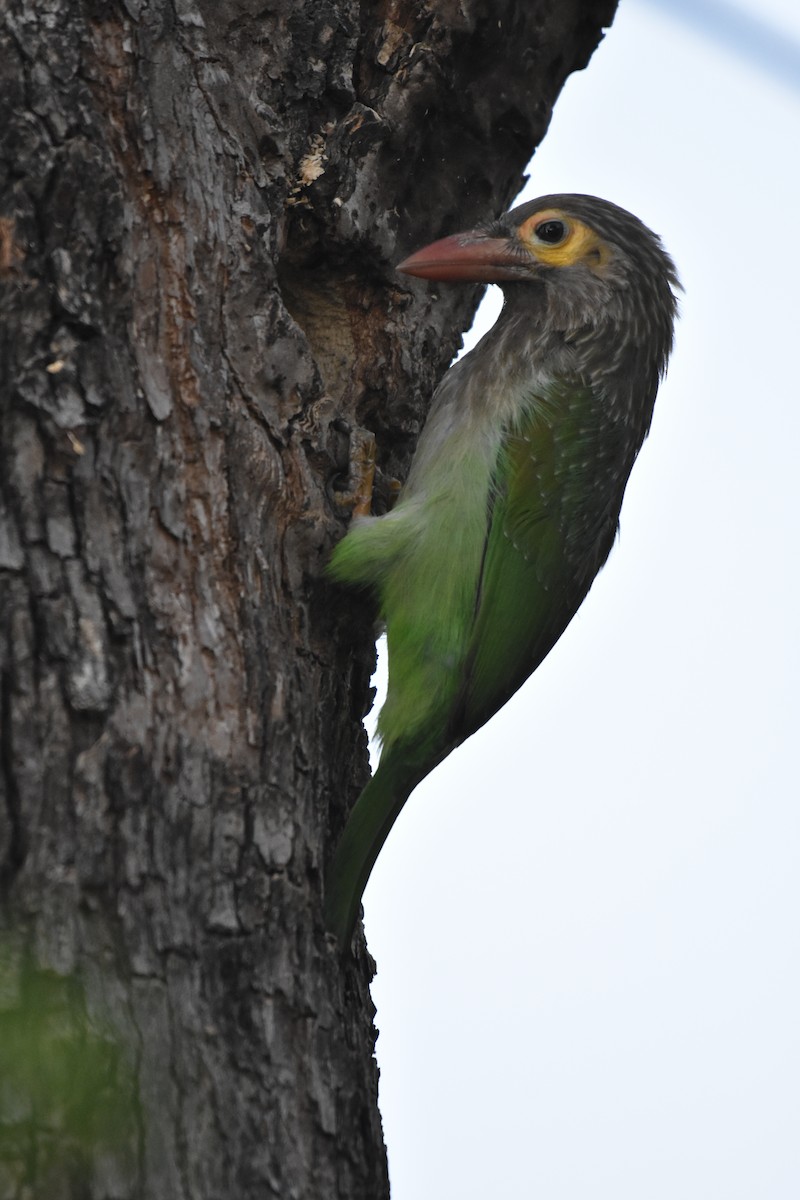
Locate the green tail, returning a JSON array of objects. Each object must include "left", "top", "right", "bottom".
[{"left": 325, "top": 750, "right": 430, "bottom": 948}]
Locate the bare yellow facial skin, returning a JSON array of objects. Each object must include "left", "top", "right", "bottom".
[{"left": 517, "top": 209, "right": 612, "bottom": 269}]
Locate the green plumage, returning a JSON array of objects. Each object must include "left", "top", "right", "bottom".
[{"left": 325, "top": 194, "right": 679, "bottom": 946}]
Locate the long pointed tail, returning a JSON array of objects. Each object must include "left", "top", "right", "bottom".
[{"left": 325, "top": 751, "right": 426, "bottom": 948}]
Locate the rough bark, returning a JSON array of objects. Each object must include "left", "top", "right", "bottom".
[{"left": 0, "top": 1, "right": 617, "bottom": 1196}]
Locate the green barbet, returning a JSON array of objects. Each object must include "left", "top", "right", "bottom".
[{"left": 326, "top": 194, "right": 679, "bottom": 946}]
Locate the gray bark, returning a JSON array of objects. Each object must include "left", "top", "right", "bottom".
[{"left": 0, "top": 1, "right": 616, "bottom": 1196}]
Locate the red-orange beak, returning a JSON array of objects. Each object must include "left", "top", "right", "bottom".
[{"left": 397, "top": 231, "right": 526, "bottom": 283}]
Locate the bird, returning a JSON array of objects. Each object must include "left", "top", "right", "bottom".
[{"left": 325, "top": 193, "right": 679, "bottom": 947}]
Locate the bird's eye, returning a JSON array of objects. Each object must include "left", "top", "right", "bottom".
[{"left": 534, "top": 219, "right": 568, "bottom": 245}]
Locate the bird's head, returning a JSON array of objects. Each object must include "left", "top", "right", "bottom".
[{"left": 398, "top": 193, "right": 679, "bottom": 383}]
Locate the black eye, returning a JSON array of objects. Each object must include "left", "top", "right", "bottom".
[{"left": 534, "top": 219, "right": 568, "bottom": 244}]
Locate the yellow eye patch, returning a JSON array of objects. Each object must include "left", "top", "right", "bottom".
[{"left": 517, "top": 209, "right": 611, "bottom": 269}]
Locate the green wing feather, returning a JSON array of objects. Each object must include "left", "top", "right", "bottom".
[
  {"left": 453, "top": 380, "right": 628, "bottom": 740},
  {"left": 326, "top": 379, "right": 633, "bottom": 945}
]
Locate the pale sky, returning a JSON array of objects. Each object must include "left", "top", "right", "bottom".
[{"left": 363, "top": 1, "right": 800, "bottom": 1197}]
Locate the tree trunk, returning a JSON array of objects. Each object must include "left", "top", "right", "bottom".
[{"left": 0, "top": 1, "right": 616, "bottom": 1195}]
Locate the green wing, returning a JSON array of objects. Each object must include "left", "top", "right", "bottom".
[
  {"left": 324, "top": 379, "right": 637, "bottom": 947},
  {"left": 451, "top": 382, "right": 632, "bottom": 742}
]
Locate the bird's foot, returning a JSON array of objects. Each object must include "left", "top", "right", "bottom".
[
  {"left": 329, "top": 421, "right": 402, "bottom": 516},
  {"left": 379, "top": 473, "right": 402, "bottom": 511},
  {"left": 331, "top": 425, "right": 377, "bottom": 518}
]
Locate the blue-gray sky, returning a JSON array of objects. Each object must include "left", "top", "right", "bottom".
[{"left": 646, "top": 0, "right": 800, "bottom": 91}]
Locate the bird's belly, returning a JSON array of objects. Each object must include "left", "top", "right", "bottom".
[{"left": 376, "top": 476, "right": 492, "bottom": 750}]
